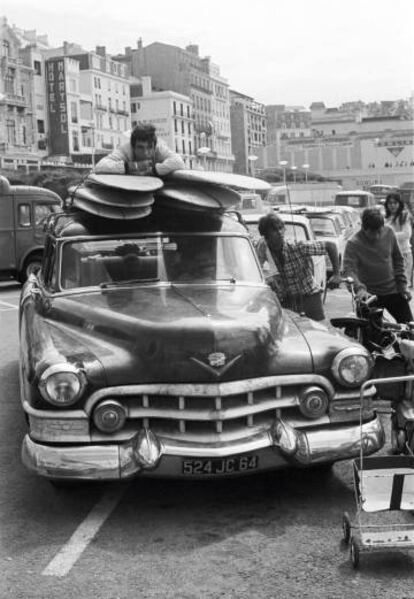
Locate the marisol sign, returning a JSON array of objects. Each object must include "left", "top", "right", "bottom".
[{"left": 46, "top": 58, "right": 70, "bottom": 155}]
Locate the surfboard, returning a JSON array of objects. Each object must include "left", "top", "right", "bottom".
[
  {"left": 68, "top": 185, "right": 155, "bottom": 208},
  {"left": 72, "top": 197, "right": 152, "bottom": 220},
  {"left": 167, "top": 170, "right": 271, "bottom": 191},
  {"left": 155, "top": 184, "right": 239, "bottom": 211},
  {"left": 87, "top": 173, "right": 164, "bottom": 192}
]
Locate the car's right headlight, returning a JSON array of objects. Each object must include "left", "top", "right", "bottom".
[
  {"left": 331, "top": 347, "right": 373, "bottom": 388},
  {"left": 38, "top": 363, "right": 86, "bottom": 406}
]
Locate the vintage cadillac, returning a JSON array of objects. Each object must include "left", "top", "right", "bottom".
[{"left": 19, "top": 173, "right": 385, "bottom": 482}]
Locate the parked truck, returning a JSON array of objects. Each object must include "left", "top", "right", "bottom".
[{"left": 0, "top": 175, "right": 61, "bottom": 283}]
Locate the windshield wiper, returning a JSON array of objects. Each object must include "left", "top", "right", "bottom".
[{"left": 100, "top": 277, "right": 160, "bottom": 288}]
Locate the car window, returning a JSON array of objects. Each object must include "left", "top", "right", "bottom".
[
  {"left": 34, "top": 203, "right": 58, "bottom": 226},
  {"left": 308, "top": 217, "right": 337, "bottom": 236},
  {"left": 60, "top": 234, "right": 262, "bottom": 289},
  {"left": 283, "top": 222, "right": 309, "bottom": 242},
  {"left": 18, "top": 204, "right": 31, "bottom": 227}
]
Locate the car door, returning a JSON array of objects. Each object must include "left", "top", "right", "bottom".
[{"left": 0, "top": 192, "right": 16, "bottom": 270}]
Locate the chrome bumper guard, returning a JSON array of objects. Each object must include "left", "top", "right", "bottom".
[{"left": 22, "top": 414, "right": 385, "bottom": 480}]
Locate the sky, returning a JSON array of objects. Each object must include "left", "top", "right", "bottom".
[{"left": 2, "top": 0, "right": 414, "bottom": 108}]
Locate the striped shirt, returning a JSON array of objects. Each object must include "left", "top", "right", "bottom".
[{"left": 257, "top": 237, "right": 326, "bottom": 298}]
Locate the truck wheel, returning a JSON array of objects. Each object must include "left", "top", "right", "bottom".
[{"left": 19, "top": 253, "right": 43, "bottom": 284}]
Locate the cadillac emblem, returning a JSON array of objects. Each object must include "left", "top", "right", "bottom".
[{"left": 208, "top": 352, "right": 226, "bottom": 368}]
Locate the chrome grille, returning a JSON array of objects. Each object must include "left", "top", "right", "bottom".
[{"left": 86, "top": 375, "right": 338, "bottom": 442}]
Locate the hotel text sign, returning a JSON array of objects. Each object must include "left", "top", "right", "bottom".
[{"left": 46, "top": 59, "right": 69, "bottom": 155}]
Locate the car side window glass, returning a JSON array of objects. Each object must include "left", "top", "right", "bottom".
[{"left": 18, "top": 204, "right": 31, "bottom": 227}]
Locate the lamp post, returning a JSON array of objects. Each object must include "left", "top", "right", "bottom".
[
  {"left": 302, "top": 163, "right": 310, "bottom": 183},
  {"left": 197, "top": 146, "right": 210, "bottom": 170},
  {"left": 247, "top": 154, "right": 258, "bottom": 177},
  {"left": 279, "top": 160, "right": 288, "bottom": 185},
  {"left": 291, "top": 165, "right": 297, "bottom": 183}
]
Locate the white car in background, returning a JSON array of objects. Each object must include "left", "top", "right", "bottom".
[{"left": 242, "top": 211, "right": 327, "bottom": 300}]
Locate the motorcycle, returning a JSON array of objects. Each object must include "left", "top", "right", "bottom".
[{"left": 330, "top": 278, "right": 414, "bottom": 455}]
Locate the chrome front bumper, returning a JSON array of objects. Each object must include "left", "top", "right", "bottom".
[{"left": 21, "top": 415, "right": 385, "bottom": 480}]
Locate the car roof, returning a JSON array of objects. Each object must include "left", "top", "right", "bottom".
[{"left": 243, "top": 211, "right": 312, "bottom": 226}]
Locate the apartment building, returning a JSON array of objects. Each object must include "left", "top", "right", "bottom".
[
  {"left": 0, "top": 17, "right": 41, "bottom": 170},
  {"left": 130, "top": 76, "right": 195, "bottom": 168},
  {"left": 230, "top": 90, "right": 267, "bottom": 175},
  {"left": 43, "top": 44, "right": 131, "bottom": 165},
  {"left": 121, "top": 41, "right": 234, "bottom": 171},
  {"left": 262, "top": 101, "right": 414, "bottom": 189}
]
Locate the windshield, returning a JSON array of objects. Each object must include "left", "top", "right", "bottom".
[
  {"left": 308, "top": 217, "right": 337, "bottom": 237},
  {"left": 335, "top": 194, "right": 368, "bottom": 207},
  {"left": 60, "top": 234, "right": 262, "bottom": 289}
]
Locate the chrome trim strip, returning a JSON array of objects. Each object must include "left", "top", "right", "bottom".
[
  {"left": 83, "top": 375, "right": 337, "bottom": 413},
  {"left": 21, "top": 415, "right": 384, "bottom": 480}
]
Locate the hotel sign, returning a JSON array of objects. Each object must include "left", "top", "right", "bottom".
[{"left": 46, "top": 58, "right": 69, "bottom": 155}]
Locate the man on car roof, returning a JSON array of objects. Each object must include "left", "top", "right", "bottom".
[{"left": 94, "top": 123, "right": 185, "bottom": 177}]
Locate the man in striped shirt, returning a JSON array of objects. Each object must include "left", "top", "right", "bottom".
[{"left": 257, "top": 213, "right": 341, "bottom": 320}]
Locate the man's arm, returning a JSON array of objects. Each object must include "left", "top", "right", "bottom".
[
  {"left": 323, "top": 240, "right": 341, "bottom": 286},
  {"left": 154, "top": 140, "right": 186, "bottom": 175},
  {"left": 343, "top": 238, "right": 368, "bottom": 297},
  {"left": 94, "top": 144, "right": 131, "bottom": 174}
]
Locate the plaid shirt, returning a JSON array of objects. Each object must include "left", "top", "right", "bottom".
[{"left": 257, "top": 237, "right": 326, "bottom": 299}]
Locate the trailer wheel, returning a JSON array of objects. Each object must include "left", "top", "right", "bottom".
[
  {"left": 18, "top": 252, "right": 43, "bottom": 284},
  {"left": 350, "top": 538, "right": 360, "bottom": 568},
  {"left": 342, "top": 512, "right": 351, "bottom": 544}
]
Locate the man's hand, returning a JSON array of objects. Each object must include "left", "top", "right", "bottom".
[
  {"left": 327, "top": 273, "right": 341, "bottom": 289},
  {"left": 402, "top": 290, "right": 412, "bottom": 302},
  {"left": 126, "top": 160, "right": 154, "bottom": 176},
  {"left": 355, "top": 288, "right": 372, "bottom": 302}
]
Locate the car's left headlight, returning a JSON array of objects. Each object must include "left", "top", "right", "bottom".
[
  {"left": 38, "top": 363, "right": 86, "bottom": 406},
  {"left": 331, "top": 347, "right": 373, "bottom": 388}
]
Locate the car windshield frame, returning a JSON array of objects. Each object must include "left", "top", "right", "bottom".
[{"left": 57, "top": 232, "right": 264, "bottom": 291}]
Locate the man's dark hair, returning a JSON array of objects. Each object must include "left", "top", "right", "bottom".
[
  {"left": 258, "top": 213, "right": 284, "bottom": 237},
  {"left": 361, "top": 207, "right": 384, "bottom": 231},
  {"left": 130, "top": 123, "right": 157, "bottom": 146}
]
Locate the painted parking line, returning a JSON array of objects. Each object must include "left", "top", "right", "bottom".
[
  {"left": 42, "top": 484, "right": 128, "bottom": 577},
  {"left": 0, "top": 299, "right": 18, "bottom": 309}
]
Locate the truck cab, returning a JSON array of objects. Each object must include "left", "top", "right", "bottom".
[{"left": 0, "top": 176, "right": 61, "bottom": 282}]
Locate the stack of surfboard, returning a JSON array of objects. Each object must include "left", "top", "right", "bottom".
[{"left": 67, "top": 170, "right": 270, "bottom": 220}]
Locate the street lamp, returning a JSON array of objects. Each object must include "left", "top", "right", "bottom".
[
  {"left": 302, "top": 163, "right": 310, "bottom": 183},
  {"left": 197, "top": 146, "right": 210, "bottom": 170},
  {"left": 279, "top": 160, "right": 288, "bottom": 185},
  {"left": 291, "top": 165, "right": 297, "bottom": 183},
  {"left": 247, "top": 154, "right": 258, "bottom": 177}
]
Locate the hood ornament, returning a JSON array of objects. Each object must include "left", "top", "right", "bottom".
[{"left": 190, "top": 353, "right": 242, "bottom": 378}]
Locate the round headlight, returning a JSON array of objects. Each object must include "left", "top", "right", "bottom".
[
  {"left": 93, "top": 400, "right": 127, "bottom": 433},
  {"left": 331, "top": 348, "right": 373, "bottom": 388},
  {"left": 39, "top": 363, "right": 86, "bottom": 406}
]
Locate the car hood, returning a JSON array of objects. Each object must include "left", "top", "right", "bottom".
[{"left": 43, "top": 284, "right": 320, "bottom": 385}]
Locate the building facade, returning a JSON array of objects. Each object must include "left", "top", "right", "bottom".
[
  {"left": 124, "top": 41, "right": 234, "bottom": 171},
  {"left": 130, "top": 76, "right": 195, "bottom": 168},
  {"left": 43, "top": 44, "right": 131, "bottom": 166},
  {"left": 0, "top": 17, "right": 41, "bottom": 170},
  {"left": 263, "top": 102, "right": 414, "bottom": 189},
  {"left": 230, "top": 90, "right": 267, "bottom": 175}
]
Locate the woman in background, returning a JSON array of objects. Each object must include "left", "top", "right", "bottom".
[{"left": 385, "top": 192, "right": 413, "bottom": 287}]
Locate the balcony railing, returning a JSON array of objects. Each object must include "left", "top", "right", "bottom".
[{"left": 5, "top": 93, "right": 27, "bottom": 107}]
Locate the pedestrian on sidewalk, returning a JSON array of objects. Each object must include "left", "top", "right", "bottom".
[
  {"left": 384, "top": 191, "right": 413, "bottom": 287},
  {"left": 256, "top": 212, "right": 341, "bottom": 321},
  {"left": 343, "top": 207, "right": 413, "bottom": 323}
]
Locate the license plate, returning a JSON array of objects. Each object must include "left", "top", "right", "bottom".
[{"left": 182, "top": 455, "right": 259, "bottom": 475}]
